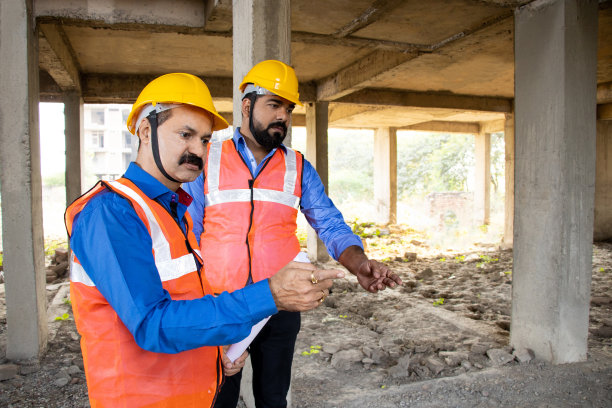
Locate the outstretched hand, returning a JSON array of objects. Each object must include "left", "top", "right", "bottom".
[
  {"left": 338, "top": 246, "right": 402, "bottom": 293},
  {"left": 268, "top": 261, "right": 345, "bottom": 311}
]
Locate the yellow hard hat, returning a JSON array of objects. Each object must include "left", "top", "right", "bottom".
[
  {"left": 239, "top": 60, "right": 302, "bottom": 106},
  {"left": 126, "top": 73, "right": 229, "bottom": 134}
]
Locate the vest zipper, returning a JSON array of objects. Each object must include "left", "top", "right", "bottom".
[
  {"left": 234, "top": 142, "right": 276, "bottom": 287},
  {"left": 170, "top": 197, "right": 205, "bottom": 293},
  {"left": 246, "top": 178, "right": 255, "bottom": 286}
]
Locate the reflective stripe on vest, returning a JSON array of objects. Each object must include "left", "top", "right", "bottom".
[{"left": 69, "top": 180, "right": 201, "bottom": 286}]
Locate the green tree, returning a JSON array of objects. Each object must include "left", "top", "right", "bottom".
[{"left": 397, "top": 133, "right": 475, "bottom": 197}]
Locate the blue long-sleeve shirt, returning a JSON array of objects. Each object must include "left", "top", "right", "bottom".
[
  {"left": 183, "top": 128, "right": 363, "bottom": 260},
  {"left": 69, "top": 162, "right": 278, "bottom": 354}
]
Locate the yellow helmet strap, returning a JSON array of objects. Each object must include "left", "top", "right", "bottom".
[{"left": 147, "top": 111, "right": 181, "bottom": 184}]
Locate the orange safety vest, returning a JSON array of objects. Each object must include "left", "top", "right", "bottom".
[
  {"left": 201, "top": 134, "right": 304, "bottom": 293},
  {"left": 65, "top": 178, "right": 222, "bottom": 408}
]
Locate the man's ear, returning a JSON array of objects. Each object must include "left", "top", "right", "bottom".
[
  {"left": 137, "top": 118, "right": 151, "bottom": 145},
  {"left": 241, "top": 97, "right": 251, "bottom": 118}
]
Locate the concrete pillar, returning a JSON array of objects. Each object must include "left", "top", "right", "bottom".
[
  {"left": 474, "top": 130, "right": 491, "bottom": 226},
  {"left": 511, "top": 0, "right": 598, "bottom": 364},
  {"left": 232, "top": 2, "right": 292, "bottom": 406},
  {"left": 232, "top": 0, "right": 290, "bottom": 129},
  {"left": 594, "top": 120, "right": 612, "bottom": 240},
  {"left": 64, "top": 92, "right": 84, "bottom": 205},
  {"left": 373, "top": 127, "right": 397, "bottom": 225},
  {"left": 0, "top": 0, "right": 48, "bottom": 359},
  {"left": 502, "top": 113, "right": 515, "bottom": 248},
  {"left": 305, "top": 102, "right": 331, "bottom": 262}
]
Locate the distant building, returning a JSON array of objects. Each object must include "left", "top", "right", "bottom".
[{"left": 84, "top": 104, "right": 135, "bottom": 180}]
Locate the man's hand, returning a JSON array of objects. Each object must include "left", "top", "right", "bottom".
[
  {"left": 338, "top": 245, "right": 402, "bottom": 293},
  {"left": 221, "top": 345, "right": 247, "bottom": 377},
  {"left": 268, "top": 261, "right": 344, "bottom": 311}
]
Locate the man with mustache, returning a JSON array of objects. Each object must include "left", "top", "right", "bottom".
[
  {"left": 184, "top": 60, "right": 402, "bottom": 408},
  {"left": 65, "top": 73, "right": 343, "bottom": 407}
]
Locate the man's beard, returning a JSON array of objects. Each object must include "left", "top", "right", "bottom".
[
  {"left": 251, "top": 118, "right": 287, "bottom": 151},
  {"left": 178, "top": 153, "right": 203, "bottom": 170}
]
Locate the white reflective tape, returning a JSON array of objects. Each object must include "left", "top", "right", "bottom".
[
  {"left": 156, "top": 253, "right": 198, "bottom": 282},
  {"left": 283, "top": 147, "right": 298, "bottom": 194},
  {"left": 207, "top": 139, "right": 224, "bottom": 193},
  {"left": 253, "top": 189, "right": 300, "bottom": 209},
  {"left": 205, "top": 188, "right": 299, "bottom": 209},
  {"left": 211, "top": 132, "right": 232, "bottom": 143},
  {"left": 108, "top": 181, "right": 196, "bottom": 281},
  {"left": 70, "top": 257, "right": 95, "bottom": 287},
  {"left": 205, "top": 189, "right": 252, "bottom": 206}
]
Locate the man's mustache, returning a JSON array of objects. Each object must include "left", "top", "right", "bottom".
[
  {"left": 267, "top": 121, "right": 287, "bottom": 134},
  {"left": 179, "top": 153, "right": 203, "bottom": 170}
]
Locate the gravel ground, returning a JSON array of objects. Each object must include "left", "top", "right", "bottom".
[{"left": 0, "top": 233, "right": 610, "bottom": 407}]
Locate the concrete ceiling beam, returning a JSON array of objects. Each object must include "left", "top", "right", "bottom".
[
  {"left": 39, "top": 73, "right": 316, "bottom": 106},
  {"left": 316, "top": 10, "right": 515, "bottom": 102},
  {"left": 479, "top": 118, "right": 507, "bottom": 133},
  {"left": 316, "top": 50, "right": 418, "bottom": 102},
  {"left": 400, "top": 121, "right": 481, "bottom": 134},
  {"left": 597, "top": 103, "right": 612, "bottom": 120},
  {"left": 336, "top": 89, "right": 513, "bottom": 113},
  {"left": 79, "top": 74, "right": 233, "bottom": 104},
  {"left": 38, "top": 24, "right": 81, "bottom": 92},
  {"left": 35, "top": 0, "right": 208, "bottom": 28},
  {"left": 332, "top": 0, "right": 405, "bottom": 38},
  {"left": 597, "top": 81, "right": 612, "bottom": 104}
]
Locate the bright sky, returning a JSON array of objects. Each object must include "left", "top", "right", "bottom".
[{"left": 39, "top": 103, "right": 66, "bottom": 175}]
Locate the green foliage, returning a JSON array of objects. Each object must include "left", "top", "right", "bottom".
[
  {"left": 397, "top": 133, "right": 475, "bottom": 197},
  {"left": 43, "top": 172, "right": 66, "bottom": 187},
  {"left": 349, "top": 219, "right": 375, "bottom": 238},
  {"left": 301, "top": 345, "right": 323, "bottom": 356},
  {"left": 296, "top": 229, "right": 307, "bottom": 247},
  {"left": 0, "top": 252, "right": 3, "bottom": 268},
  {"left": 54, "top": 313, "right": 70, "bottom": 321},
  {"left": 44, "top": 238, "right": 67, "bottom": 258},
  {"left": 438, "top": 257, "right": 446, "bottom": 262},
  {"left": 600, "top": 267, "right": 607, "bottom": 273},
  {"left": 433, "top": 298, "right": 445, "bottom": 306},
  {"left": 476, "top": 254, "right": 499, "bottom": 268},
  {"left": 63, "top": 298, "right": 72, "bottom": 306},
  {"left": 396, "top": 132, "right": 505, "bottom": 198},
  {"left": 454, "top": 255, "right": 465, "bottom": 263}
]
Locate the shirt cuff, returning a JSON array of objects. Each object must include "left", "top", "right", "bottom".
[
  {"left": 330, "top": 234, "right": 364, "bottom": 260},
  {"left": 242, "top": 280, "right": 278, "bottom": 322}
]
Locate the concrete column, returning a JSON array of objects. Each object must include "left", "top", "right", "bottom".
[
  {"left": 373, "top": 127, "right": 397, "bottom": 225},
  {"left": 594, "top": 120, "right": 612, "bottom": 241},
  {"left": 64, "top": 92, "right": 84, "bottom": 205},
  {"left": 0, "top": 0, "right": 48, "bottom": 359},
  {"left": 232, "top": 0, "right": 290, "bottom": 129},
  {"left": 305, "top": 102, "right": 331, "bottom": 262},
  {"left": 232, "top": 3, "right": 292, "bottom": 406},
  {"left": 474, "top": 130, "right": 491, "bottom": 225},
  {"left": 502, "top": 113, "right": 515, "bottom": 248},
  {"left": 511, "top": 0, "right": 598, "bottom": 364}
]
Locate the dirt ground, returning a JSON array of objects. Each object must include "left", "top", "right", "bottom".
[{"left": 0, "top": 227, "right": 610, "bottom": 408}]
